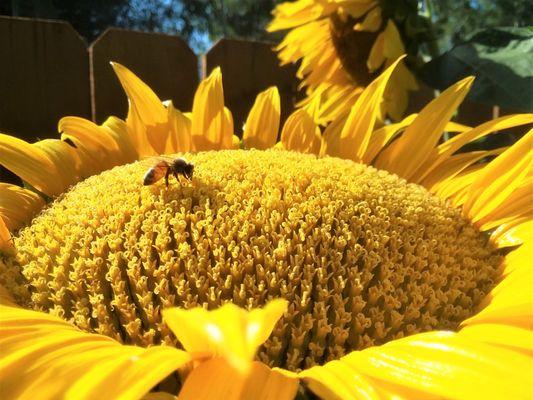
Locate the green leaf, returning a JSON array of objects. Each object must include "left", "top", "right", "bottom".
[{"left": 418, "top": 27, "right": 533, "bottom": 111}]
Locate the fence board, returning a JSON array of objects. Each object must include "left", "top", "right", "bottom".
[
  {"left": 204, "top": 39, "right": 300, "bottom": 135},
  {"left": 90, "top": 28, "right": 198, "bottom": 124},
  {"left": 0, "top": 16, "right": 90, "bottom": 142}
]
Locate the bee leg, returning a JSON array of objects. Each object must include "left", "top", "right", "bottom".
[
  {"left": 173, "top": 171, "right": 181, "bottom": 185},
  {"left": 165, "top": 169, "right": 171, "bottom": 188}
]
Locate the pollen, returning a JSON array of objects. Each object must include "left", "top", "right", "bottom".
[{"left": 2, "top": 150, "right": 501, "bottom": 371}]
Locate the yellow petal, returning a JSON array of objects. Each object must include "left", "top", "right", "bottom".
[
  {"left": 419, "top": 113, "right": 533, "bottom": 183},
  {"left": 367, "top": 31, "right": 385, "bottom": 73},
  {"left": 222, "top": 107, "right": 235, "bottom": 149},
  {"left": 383, "top": 20, "right": 405, "bottom": 57},
  {"left": 191, "top": 67, "right": 232, "bottom": 151},
  {"left": 362, "top": 113, "right": 417, "bottom": 163},
  {"left": 324, "top": 56, "right": 404, "bottom": 162},
  {"left": 59, "top": 116, "right": 131, "bottom": 177},
  {"left": 300, "top": 360, "right": 382, "bottom": 400},
  {"left": 463, "top": 128, "right": 532, "bottom": 224},
  {"left": 267, "top": 1, "right": 333, "bottom": 31},
  {"left": 462, "top": 265, "right": 532, "bottom": 329},
  {"left": 0, "top": 183, "right": 45, "bottom": 230},
  {"left": 166, "top": 101, "right": 192, "bottom": 153},
  {"left": 280, "top": 109, "right": 321, "bottom": 154},
  {"left": 0, "top": 298, "right": 191, "bottom": 400},
  {"left": 432, "top": 164, "right": 484, "bottom": 202},
  {"left": 101, "top": 116, "right": 138, "bottom": 165},
  {"left": 422, "top": 147, "right": 506, "bottom": 193},
  {"left": 0, "top": 217, "right": 14, "bottom": 256},
  {"left": 354, "top": 7, "right": 382, "bottom": 32},
  {"left": 162, "top": 299, "right": 287, "bottom": 372},
  {"left": 243, "top": 87, "right": 281, "bottom": 150},
  {"left": 111, "top": 62, "right": 166, "bottom": 155},
  {"left": 437, "top": 114, "right": 533, "bottom": 161},
  {"left": 0, "top": 134, "right": 64, "bottom": 196},
  {"left": 179, "top": 359, "right": 298, "bottom": 400},
  {"left": 335, "top": 331, "right": 533, "bottom": 399},
  {"left": 34, "top": 139, "right": 81, "bottom": 190},
  {"left": 476, "top": 176, "right": 532, "bottom": 231},
  {"left": 491, "top": 218, "right": 532, "bottom": 248},
  {"left": 460, "top": 324, "right": 533, "bottom": 356},
  {"left": 375, "top": 76, "right": 474, "bottom": 180}
]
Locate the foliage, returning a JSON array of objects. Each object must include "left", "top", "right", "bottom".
[
  {"left": 419, "top": 27, "right": 533, "bottom": 111},
  {"left": 429, "top": 0, "right": 533, "bottom": 51}
]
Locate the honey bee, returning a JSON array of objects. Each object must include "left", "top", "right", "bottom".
[{"left": 142, "top": 157, "right": 194, "bottom": 187}]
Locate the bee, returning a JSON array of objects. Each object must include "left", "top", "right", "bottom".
[{"left": 142, "top": 157, "right": 194, "bottom": 187}]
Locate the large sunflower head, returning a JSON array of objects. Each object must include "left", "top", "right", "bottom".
[
  {"left": 0, "top": 59, "right": 532, "bottom": 399},
  {"left": 268, "top": 0, "right": 426, "bottom": 124}
]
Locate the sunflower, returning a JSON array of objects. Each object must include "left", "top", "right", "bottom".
[
  {"left": 268, "top": 0, "right": 423, "bottom": 124},
  {"left": 1, "top": 58, "right": 532, "bottom": 400}
]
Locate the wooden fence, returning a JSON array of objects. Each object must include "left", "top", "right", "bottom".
[
  {"left": 0, "top": 16, "right": 299, "bottom": 143},
  {"left": 0, "top": 15, "right": 510, "bottom": 145}
]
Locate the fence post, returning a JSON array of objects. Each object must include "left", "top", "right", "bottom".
[
  {"left": 0, "top": 16, "right": 91, "bottom": 142},
  {"left": 204, "top": 39, "right": 300, "bottom": 135},
  {"left": 89, "top": 28, "right": 198, "bottom": 124}
]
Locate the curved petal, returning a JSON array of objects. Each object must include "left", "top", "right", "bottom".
[
  {"left": 280, "top": 109, "right": 321, "bottom": 154},
  {"left": 476, "top": 176, "right": 532, "bottom": 231},
  {"left": 463, "top": 129, "right": 532, "bottom": 224},
  {"left": 59, "top": 116, "right": 126, "bottom": 177},
  {"left": 376, "top": 77, "right": 474, "bottom": 180},
  {"left": 362, "top": 113, "right": 417, "bottom": 163},
  {"left": 354, "top": 7, "right": 381, "bottom": 32},
  {"left": 0, "top": 183, "right": 45, "bottom": 230},
  {"left": 299, "top": 359, "right": 382, "bottom": 399},
  {"left": 166, "top": 102, "right": 192, "bottom": 153},
  {"left": 0, "top": 134, "right": 64, "bottom": 196},
  {"left": 191, "top": 67, "right": 232, "bottom": 151},
  {"left": 323, "top": 56, "right": 404, "bottom": 162},
  {"left": 462, "top": 265, "right": 532, "bottom": 329},
  {"left": 163, "top": 299, "right": 287, "bottom": 372},
  {"left": 0, "top": 295, "right": 191, "bottom": 400},
  {"left": 422, "top": 147, "right": 506, "bottom": 193},
  {"left": 178, "top": 359, "right": 298, "bottom": 400},
  {"left": 491, "top": 218, "right": 532, "bottom": 248},
  {"left": 311, "top": 331, "right": 533, "bottom": 399},
  {"left": 459, "top": 324, "right": 533, "bottom": 356},
  {"left": 419, "top": 114, "right": 533, "bottom": 183},
  {"left": 34, "top": 139, "right": 81, "bottom": 190},
  {"left": 243, "top": 87, "right": 281, "bottom": 150},
  {"left": 111, "top": 62, "right": 166, "bottom": 155},
  {"left": 101, "top": 116, "right": 138, "bottom": 165}
]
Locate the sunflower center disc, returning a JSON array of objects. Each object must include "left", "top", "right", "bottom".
[
  {"left": 6, "top": 150, "right": 501, "bottom": 371},
  {"left": 329, "top": 14, "right": 378, "bottom": 87}
]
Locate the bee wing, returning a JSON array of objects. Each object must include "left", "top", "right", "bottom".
[{"left": 138, "top": 154, "right": 185, "bottom": 166}]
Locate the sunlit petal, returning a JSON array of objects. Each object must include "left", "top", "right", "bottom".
[
  {"left": 463, "top": 129, "right": 532, "bottom": 224},
  {"left": 0, "top": 134, "right": 64, "bottom": 196},
  {"left": 163, "top": 300, "right": 287, "bottom": 372},
  {"left": 0, "top": 295, "right": 191, "bottom": 400},
  {"left": 324, "top": 56, "right": 404, "bottom": 161},
  {"left": 280, "top": 109, "right": 321, "bottom": 154},
  {"left": 376, "top": 77, "right": 474, "bottom": 179},
  {"left": 0, "top": 183, "right": 45, "bottom": 230},
  {"left": 178, "top": 359, "right": 298, "bottom": 400},
  {"left": 243, "top": 87, "right": 281, "bottom": 150}
]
